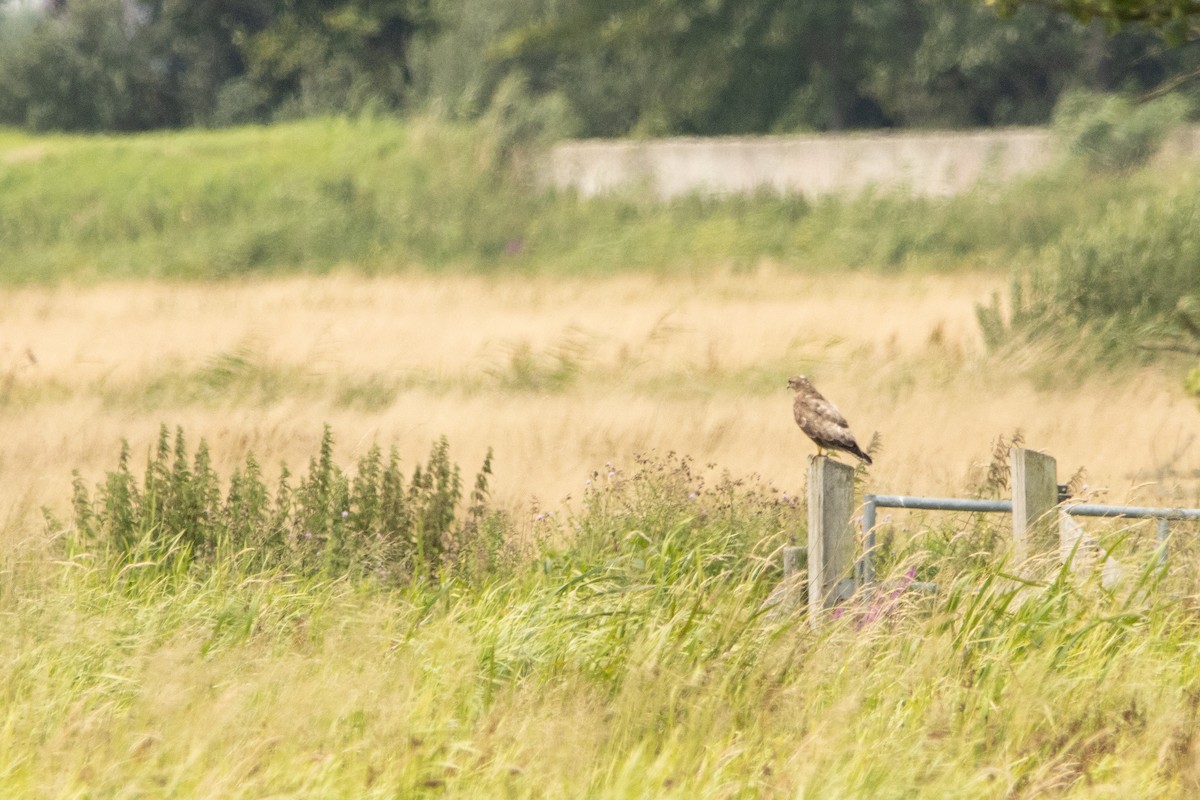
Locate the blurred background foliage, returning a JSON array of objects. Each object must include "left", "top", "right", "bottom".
[
  {"left": 3, "top": 0, "right": 1200, "bottom": 134},
  {"left": 2, "top": 0, "right": 1200, "bottom": 395}
]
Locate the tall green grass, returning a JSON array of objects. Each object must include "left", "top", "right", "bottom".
[
  {"left": 4, "top": 115, "right": 1200, "bottom": 282},
  {"left": 66, "top": 424, "right": 502, "bottom": 583},
  {"left": 8, "top": 439, "right": 1200, "bottom": 796}
]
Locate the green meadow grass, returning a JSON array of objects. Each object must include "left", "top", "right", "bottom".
[
  {"left": 0, "top": 294, "right": 1195, "bottom": 796},
  {"left": 6, "top": 443, "right": 1200, "bottom": 797},
  {"left": 3, "top": 116, "right": 1199, "bottom": 282}
]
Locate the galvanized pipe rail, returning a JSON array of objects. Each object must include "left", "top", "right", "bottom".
[
  {"left": 1064, "top": 503, "right": 1200, "bottom": 522},
  {"left": 1064, "top": 504, "right": 1200, "bottom": 570},
  {"left": 859, "top": 495, "right": 1200, "bottom": 584},
  {"left": 860, "top": 495, "right": 1013, "bottom": 584}
]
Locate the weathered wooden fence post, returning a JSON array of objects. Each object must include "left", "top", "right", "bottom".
[
  {"left": 761, "top": 545, "right": 806, "bottom": 618},
  {"left": 1059, "top": 511, "right": 1098, "bottom": 574},
  {"left": 1010, "top": 447, "right": 1058, "bottom": 563},
  {"left": 808, "top": 456, "right": 856, "bottom": 627},
  {"left": 783, "top": 545, "right": 803, "bottom": 581}
]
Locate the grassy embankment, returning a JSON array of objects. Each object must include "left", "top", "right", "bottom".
[
  {"left": 1, "top": 115, "right": 1195, "bottom": 281},
  {"left": 2, "top": 118, "right": 1200, "bottom": 797}
]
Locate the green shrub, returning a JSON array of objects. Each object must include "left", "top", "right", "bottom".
[
  {"left": 979, "top": 182, "right": 1200, "bottom": 360},
  {"left": 1053, "top": 90, "right": 1191, "bottom": 172},
  {"left": 479, "top": 72, "right": 580, "bottom": 170},
  {"left": 1053, "top": 193, "right": 1200, "bottom": 323},
  {"left": 70, "top": 424, "right": 502, "bottom": 582}
]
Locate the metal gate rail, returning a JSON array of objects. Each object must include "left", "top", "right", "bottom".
[{"left": 859, "top": 494, "right": 1200, "bottom": 584}]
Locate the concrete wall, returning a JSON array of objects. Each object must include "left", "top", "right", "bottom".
[{"left": 545, "top": 126, "right": 1200, "bottom": 199}]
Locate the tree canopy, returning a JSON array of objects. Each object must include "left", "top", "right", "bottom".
[
  {"left": 471, "top": 0, "right": 1199, "bottom": 136},
  {"left": 0, "top": 0, "right": 1197, "bottom": 133},
  {"left": 987, "top": 0, "right": 1200, "bottom": 43},
  {"left": 0, "top": 0, "right": 433, "bottom": 129}
]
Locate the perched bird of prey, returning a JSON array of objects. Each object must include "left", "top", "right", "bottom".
[{"left": 788, "top": 375, "right": 872, "bottom": 464}]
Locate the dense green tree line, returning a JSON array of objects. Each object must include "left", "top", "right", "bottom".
[
  {"left": 0, "top": 0, "right": 433, "bottom": 129},
  {"left": 1, "top": 0, "right": 1198, "bottom": 133}
]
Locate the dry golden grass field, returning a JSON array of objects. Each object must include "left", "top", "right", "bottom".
[
  {"left": 5, "top": 268, "right": 1200, "bottom": 799},
  {"left": 3, "top": 269, "right": 1198, "bottom": 548}
]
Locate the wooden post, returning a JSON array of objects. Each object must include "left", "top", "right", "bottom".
[
  {"left": 1010, "top": 448, "right": 1057, "bottom": 563},
  {"left": 763, "top": 545, "right": 806, "bottom": 619},
  {"left": 783, "top": 546, "right": 802, "bottom": 580},
  {"left": 781, "top": 544, "right": 804, "bottom": 615},
  {"left": 1059, "top": 510, "right": 1098, "bottom": 574},
  {"left": 808, "top": 456, "right": 856, "bottom": 626}
]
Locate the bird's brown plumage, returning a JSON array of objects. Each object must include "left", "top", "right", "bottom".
[{"left": 788, "top": 375, "right": 872, "bottom": 464}]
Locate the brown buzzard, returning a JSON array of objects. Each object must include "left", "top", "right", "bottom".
[{"left": 788, "top": 375, "right": 872, "bottom": 464}]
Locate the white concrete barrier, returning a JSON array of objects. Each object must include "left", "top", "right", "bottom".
[{"left": 544, "top": 126, "right": 1200, "bottom": 199}]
